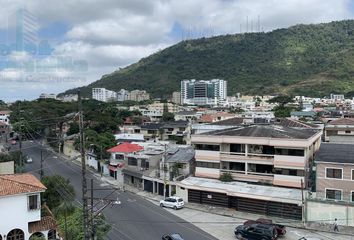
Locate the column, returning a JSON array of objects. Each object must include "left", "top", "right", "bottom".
[{"left": 245, "top": 144, "right": 248, "bottom": 156}]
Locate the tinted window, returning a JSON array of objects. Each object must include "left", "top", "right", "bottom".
[
  {"left": 326, "top": 168, "right": 342, "bottom": 179},
  {"left": 171, "top": 199, "right": 176, "bottom": 202},
  {"left": 178, "top": 198, "right": 183, "bottom": 202}
]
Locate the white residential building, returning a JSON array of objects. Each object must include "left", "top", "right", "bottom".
[
  {"left": 0, "top": 174, "right": 57, "bottom": 240},
  {"left": 181, "top": 79, "right": 227, "bottom": 106},
  {"left": 38, "top": 93, "right": 56, "bottom": 99},
  {"left": 92, "top": 88, "right": 117, "bottom": 102},
  {"left": 117, "top": 89, "right": 130, "bottom": 102},
  {"left": 0, "top": 110, "right": 10, "bottom": 125}
]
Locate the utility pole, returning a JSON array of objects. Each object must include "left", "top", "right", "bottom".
[
  {"left": 163, "top": 143, "right": 167, "bottom": 198},
  {"left": 91, "top": 178, "right": 95, "bottom": 240},
  {"left": 78, "top": 91, "right": 90, "bottom": 240},
  {"left": 301, "top": 178, "right": 306, "bottom": 228},
  {"left": 40, "top": 150, "right": 43, "bottom": 180}
]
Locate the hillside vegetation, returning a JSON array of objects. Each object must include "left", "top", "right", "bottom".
[{"left": 63, "top": 20, "right": 354, "bottom": 98}]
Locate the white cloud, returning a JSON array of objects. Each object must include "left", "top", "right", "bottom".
[{"left": 0, "top": 0, "right": 353, "bottom": 101}]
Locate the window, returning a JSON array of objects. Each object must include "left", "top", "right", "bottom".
[
  {"left": 229, "top": 162, "right": 245, "bottom": 171},
  {"left": 326, "top": 168, "right": 342, "bottom": 179},
  {"left": 196, "top": 161, "right": 220, "bottom": 169},
  {"left": 128, "top": 157, "right": 137, "bottom": 166},
  {"left": 345, "top": 130, "right": 351, "bottom": 134},
  {"left": 195, "top": 144, "right": 220, "bottom": 151},
  {"left": 28, "top": 195, "right": 39, "bottom": 210},
  {"left": 326, "top": 189, "right": 342, "bottom": 200},
  {"left": 352, "top": 169, "right": 354, "bottom": 181},
  {"left": 351, "top": 191, "right": 354, "bottom": 202}
]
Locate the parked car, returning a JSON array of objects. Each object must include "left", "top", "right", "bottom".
[
  {"left": 159, "top": 197, "right": 184, "bottom": 210},
  {"left": 162, "top": 233, "right": 184, "bottom": 240},
  {"left": 244, "top": 218, "right": 286, "bottom": 235},
  {"left": 25, "top": 156, "right": 33, "bottom": 163},
  {"left": 235, "top": 223, "right": 278, "bottom": 240}
]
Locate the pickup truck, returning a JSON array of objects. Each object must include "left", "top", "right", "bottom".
[{"left": 244, "top": 218, "right": 286, "bottom": 236}]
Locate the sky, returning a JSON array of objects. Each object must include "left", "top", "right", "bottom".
[{"left": 0, "top": 0, "right": 353, "bottom": 102}]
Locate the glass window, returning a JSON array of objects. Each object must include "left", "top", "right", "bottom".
[
  {"left": 28, "top": 195, "right": 38, "bottom": 210},
  {"left": 196, "top": 161, "right": 220, "bottom": 169},
  {"left": 128, "top": 158, "right": 137, "bottom": 166},
  {"left": 352, "top": 170, "right": 354, "bottom": 180},
  {"left": 351, "top": 192, "right": 354, "bottom": 202},
  {"left": 326, "top": 168, "right": 342, "bottom": 179},
  {"left": 326, "top": 189, "right": 342, "bottom": 200}
]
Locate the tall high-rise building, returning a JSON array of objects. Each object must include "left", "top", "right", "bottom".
[
  {"left": 181, "top": 79, "right": 227, "bottom": 105},
  {"left": 92, "top": 88, "right": 117, "bottom": 102},
  {"left": 171, "top": 91, "right": 181, "bottom": 104}
]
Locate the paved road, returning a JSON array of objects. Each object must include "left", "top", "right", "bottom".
[{"left": 20, "top": 141, "right": 217, "bottom": 240}]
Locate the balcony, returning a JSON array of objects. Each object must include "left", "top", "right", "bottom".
[
  {"left": 220, "top": 169, "right": 274, "bottom": 183},
  {"left": 273, "top": 174, "right": 304, "bottom": 188},
  {"left": 220, "top": 151, "right": 274, "bottom": 163},
  {"left": 195, "top": 150, "right": 220, "bottom": 161},
  {"left": 273, "top": 155, "right": 306, "bottom": 168}
]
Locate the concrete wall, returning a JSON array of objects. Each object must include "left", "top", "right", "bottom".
[
  {"left": 176, "top": 185, "right": 189, "bottom": 202},
  {"left": 307, "top": 200, "right": 354, "bottom": 226},
  {"left": 0, "top": 161, "right": 14, "bottom": 174}
]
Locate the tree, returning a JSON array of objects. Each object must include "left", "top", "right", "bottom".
[
  {"left": 41, "top": 175, "right": 76, "bottom": 210},
  {"left": 162, "top": 112, "right": 175, "bottom": 122},
  {"left": 67, "top": 122, "right": 79, "bottom": 135},
  {"left": 272, "top": 106, "right": 293, "bottom": 118},
  {"left": 268, "top": 95, "right": 294, "bottom": 107},
  {"left": 219, "top": 172, "right": 233, "bottom": 182},
  {"left": 57, "top": 207, "right": 111, "bottom": 240}
]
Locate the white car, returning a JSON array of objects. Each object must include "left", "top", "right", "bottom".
[
  {"left": 25, "top": 156, "right": 33, "bottom": 163},
  {"left": 159, "top": 197, "right": 184, "bottom": 210}
]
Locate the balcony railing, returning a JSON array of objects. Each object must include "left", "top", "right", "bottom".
[{"left": 220, "top": 151, "right": 274, "bottom": 161}]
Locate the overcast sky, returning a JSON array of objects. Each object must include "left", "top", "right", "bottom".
[{"left": 0, "top": 0, "right": 353, "bottom": 101}]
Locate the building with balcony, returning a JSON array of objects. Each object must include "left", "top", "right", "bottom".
[
  {"left": 107, "top": 142, "right": 144, "bottom": 179},
  {"left": 192, "top": 124, "right": 322, "bottom": 189},
  {"left": 0, "top": 174, "right": 57, "bottom": 240},
  {"left": 92, "top": 88, "right": 117, "bottom": 102}
]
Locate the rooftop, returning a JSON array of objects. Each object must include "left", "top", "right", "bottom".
[
  {"left": 315, "top": 143, "right": 354, "bottom": 164},
  {"left": 179, "top": 177, "right": 303, "bottom": 204},
  {"left": 107, "top": 142, "right": 143, "bottom": 153},
  {"left": 208, "top": 117, "right": 245, "bottom": 126},
  {"left": 0, "top": 173, "right": 46, "bottom": 197},
  {"left": 165, "top": 146, "right": 195, "bottom": 163},
  {"left": 200, "top": 124, "right": 320, "bottom": 139},
  {"left": 327, "top": 118, "right": 354, "bottom": 126}
]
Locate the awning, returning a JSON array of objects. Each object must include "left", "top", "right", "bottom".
[{"left": 109, "top": 165, "right": 117, "bottom": 172}]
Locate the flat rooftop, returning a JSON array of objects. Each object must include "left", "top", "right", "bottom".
[{"left": 180, "top": 177, "right": 303, "bottom": 204}]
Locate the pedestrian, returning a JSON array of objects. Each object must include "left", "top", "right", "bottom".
[{"left": 333, "top": 218, "right": 339, "bottom": 232}]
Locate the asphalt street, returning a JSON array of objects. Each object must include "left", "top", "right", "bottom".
[{"left": 20, "top": 140, "right": 218, "bottom": 240}]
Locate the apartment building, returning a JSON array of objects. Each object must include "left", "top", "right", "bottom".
[
  {"left": 324, "top": 118, "right": 354, "bottom": 143},
  {"left": 0, "top": 110, "right": 11, "bottom": 125},
  {"left": 171, "top": 91, "right": 181, "bottom": 105},
  {"left": 128, "top": 90, "right": 150, "bottom": 102},
  {"left": 315, "top": 143, "right": 354, "bottom": 202},
  {"left": 192, "top": 124, "right": 322, "bottom": 188},
  {"left": 92, "top": 88, "right": 117, "bottom": 102},
  {"left": 181, "top": 79, "right": 227, "bottom": 106},
  {"left": 117, "top": 89, "right": 130, "bottom": 102}
]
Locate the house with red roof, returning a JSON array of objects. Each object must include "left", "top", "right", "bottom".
[
  {"left": 0, "top": 173, "right": 57, "bottom": 240},
  {"left": 107, "top": 142, "right": 144, "bottom": 179}
]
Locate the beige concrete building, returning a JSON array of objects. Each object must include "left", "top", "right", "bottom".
[
  {"left": 192, "top": 124, "right": 322, "bottom": 189},
  {"left": 315, "top": 143, "right": 354, "bottom": 202},
  {"left": 324, "top": 118, "right": 354, "bottom": 144}
]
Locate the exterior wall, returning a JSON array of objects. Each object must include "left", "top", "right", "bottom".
[
  {"left": 87, "top": 155, "right": 98, "bottom": 171},
  {"left": 316, "top": 162, "right": 354, "bottom": 201},
  {"left": 0, "top": 193, "right": 41, "bottom": 239},
  {"left": 176, "top": 186, "right": 189, "bottom": 202},
  {"left": 0, "top": 161, "right": 15, "bottom": 174},
  {"left": 307, "top": 200, "right": 354, "bottom": 226},
  {"left": 192, "top": 133, "right": 322, "bottom": 188}
]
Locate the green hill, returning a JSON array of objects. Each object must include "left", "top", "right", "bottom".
[{"left": 62, "top": 20, "right": 354, "bottom": 98}]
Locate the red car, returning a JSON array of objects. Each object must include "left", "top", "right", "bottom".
[{"left": 244, "top": 218, "right": 286, "bottom": 236}]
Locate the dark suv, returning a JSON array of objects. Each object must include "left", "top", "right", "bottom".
[{"left": 235, "top": 223, "right": 278, "bottom": 240}]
